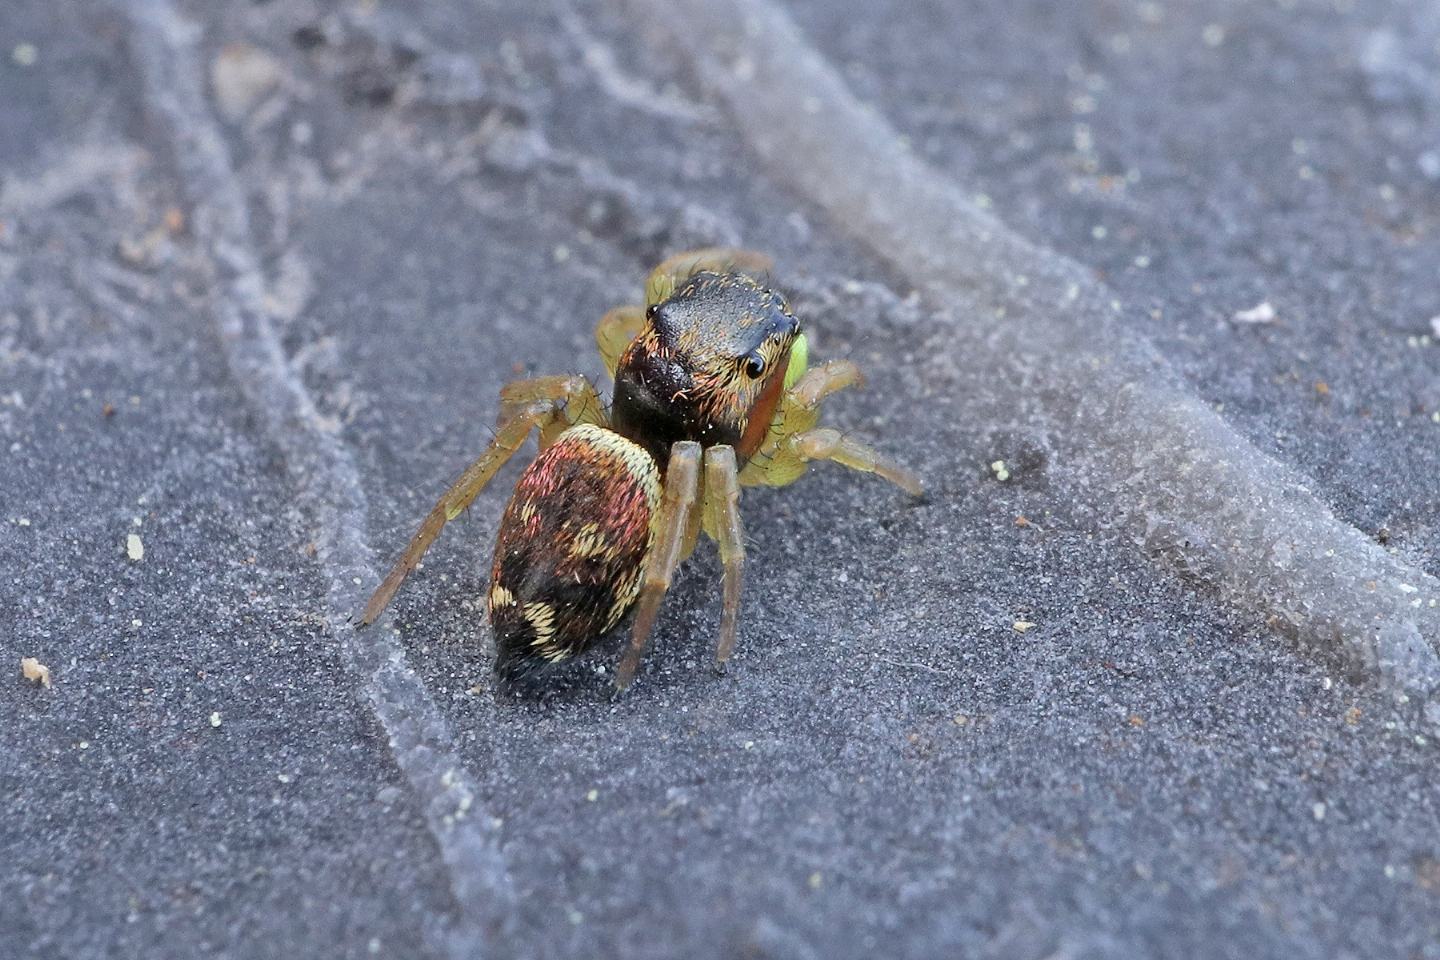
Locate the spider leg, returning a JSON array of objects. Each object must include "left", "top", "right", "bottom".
[
  {"left": 497, "top": 373, "right": 603, "bottom": 414},
  {"left": 359, "top": 375, "right": 602, "bottom": 626},
  {"left": 497, "top": 374, "right": 606, "bottom": 448},
  {"left": 595, "top": 305, "right": 646, "bottom": 376},
  {"left": 788, "top": 359, "right": 864, "bottom": 409},
  {"left": 645, "top": 248, "right": 774, "bottom": 306},
  {"left": 788, "top": 427, "right": 923, "bottom": 497},
  {"left": 614, "top": 440, "right": 703, "bottom": 691},
  {"left": 702, "top": 445, "right": 745, "bottom": 673},
  {"left": 739, "top": 360, "right": 866, "bottom": 488}
]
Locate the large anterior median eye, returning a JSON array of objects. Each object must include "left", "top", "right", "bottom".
[{"left": 744, "top": 353, "right": 767, "bottom": 379}]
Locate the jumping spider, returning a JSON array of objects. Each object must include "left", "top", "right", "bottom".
[{"left": 359, "top": 248, "right": 920, "bottom": 690}]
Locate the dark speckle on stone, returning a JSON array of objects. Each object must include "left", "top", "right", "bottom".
[{"left": 291, "top": 24, "right": 326, "bottom": 51}]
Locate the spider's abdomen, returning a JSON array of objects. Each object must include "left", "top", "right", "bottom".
[{"left": 488, "top": 423, "right": 660, "bottom": 681}]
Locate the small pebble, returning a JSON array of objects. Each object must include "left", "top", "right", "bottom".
[
  {"left": 211, "top": 44, "right": 284, "bottom": 120},
  {"left": 1232, "top": 301, "right": 1276, "bottom": 325},
  {"left": 126, "top": 533, "right": 144, "bottom": 561},
  {"left": 21, "top": 657, "right": 51, "bottom": 688}
]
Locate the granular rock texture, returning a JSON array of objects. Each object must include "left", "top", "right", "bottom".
[{"left": 3, "top": 1, "right": 1437, "bottom": 958}]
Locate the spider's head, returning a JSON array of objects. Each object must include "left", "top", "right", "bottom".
[{"left": 611, "top": 271, "right": 808, "bottom": 466}]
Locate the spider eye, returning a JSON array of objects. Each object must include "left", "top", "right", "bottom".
[{"left": 744, "top": 353, "right": 767, "bottom": 379}]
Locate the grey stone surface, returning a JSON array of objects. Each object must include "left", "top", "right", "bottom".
[{"left": 2, "top": 1, "right": 1437, "bottom": 959}]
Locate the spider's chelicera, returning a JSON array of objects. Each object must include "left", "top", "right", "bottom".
[{"left": 358, "top": 249, "right": 921, "bottom": 690}]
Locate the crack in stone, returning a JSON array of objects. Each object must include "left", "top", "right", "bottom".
[{"left": 121, "top": 1, "right": 516, "bottom": 954}]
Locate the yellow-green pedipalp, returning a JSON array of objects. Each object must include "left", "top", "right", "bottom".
[{"left": 784, "top": 334, "right": 809, "bottom": 390}]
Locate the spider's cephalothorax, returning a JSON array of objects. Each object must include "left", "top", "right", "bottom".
[
  {"left": 358, "top": 249, "right": 921, "bottom": 691},
  {"left": 611, "top": 271, "right": 801, "bottom": 468}
]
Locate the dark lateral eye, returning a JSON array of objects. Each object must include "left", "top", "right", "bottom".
[{"left": 744, "top": 354, "right": 767, "bottom": 378}]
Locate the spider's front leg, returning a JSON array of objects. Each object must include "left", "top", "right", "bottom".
[
  {"left": 740, "top": 359, "right": 864, "bottom": 487},
  {"left": 614, "top": 441, "right": 702, "bottom": 691},
  {"left": 788, "top": 358, "right": 864, "bottom": 410},
  {"left": 790, "top": 428, "right": 922, "bottom": 496},
  {"left": 741, "top": 359, "right": 922, "bottom": 496},
  {"left": 358, "top": 374, "right": 604, "bottom": 626}
]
